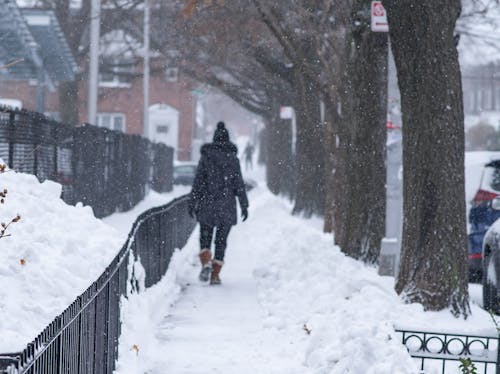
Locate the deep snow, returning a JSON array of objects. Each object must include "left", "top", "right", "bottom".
[
  {"left": 1, "top": 151, "right": 500, "bottom": 373},
  {"left": 0, "top": 166, "right": 188, "bottom": 353},
  {"left": 0, "top": 169, "right": 123, "bottom": 352}
]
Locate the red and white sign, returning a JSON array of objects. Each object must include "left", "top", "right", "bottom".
[
  {"left": 280, "top": 106, "right": 294, "bottom": 120},
  {"left": 371, "top": 1, "right": 389, "bottom": 32}
]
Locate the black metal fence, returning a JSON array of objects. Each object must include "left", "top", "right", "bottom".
[
  {"left": 0, "top": 195, "right": 196, "bottom": 374},
  {"left": 396, "top": 328, "right": 500, "bottom": 373},
  {"left": 0, "top": 106, "right": 174, "bottom": 217}
]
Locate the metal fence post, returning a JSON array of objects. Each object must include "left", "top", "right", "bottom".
[
  {"left": 53, "top": 123, "right": 58, "bottom": 184},
  {"left": 8, "top": 111, "right": 14, "bottom": 169},
  {"left": 33, "top": 117, "right": 39, "bottom": 178},
  {"left": 496, "top": 333, "right": 500, "bottom": 374}
]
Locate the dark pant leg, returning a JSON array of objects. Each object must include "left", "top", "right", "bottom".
[
  {"left": 214, "top": 225, "right": 232, "bottom": 261},
  {"left": 199, "top": 223, "right": 214, "bottom": 250}
]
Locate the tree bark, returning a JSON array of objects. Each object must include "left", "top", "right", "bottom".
[
  {"left": 258, "top": 128, "right": 267, "bottom": 165},
  {"left": 292, "top": 76, "right": 325, "bottom": 217},
  {"left": 265, "top": 110, "right": 294, "bottom": 198},
  {"left": 323, "top": 103, "right": 338, "bottom": 233},
  {"left": 334, "top": 0, "right": 388, "bottom": 263},
  {"left": 384, "top": 0, "right": 469, "bottom": 316}
]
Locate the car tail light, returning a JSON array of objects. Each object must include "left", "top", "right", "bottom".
[{"left": 472, "top": 189, "right": 499, "bottom": 207}]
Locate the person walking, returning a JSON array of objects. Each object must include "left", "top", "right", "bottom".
[
  {"left": 188, "top": 121, "right": 249, "bottom": 285},
  {"left": 243, "top": 142, "right": 254, "bottom": 170}
]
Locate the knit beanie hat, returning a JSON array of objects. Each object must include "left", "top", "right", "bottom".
[{"left": 213, "top": 121, "right": 229, "bottom": 143}]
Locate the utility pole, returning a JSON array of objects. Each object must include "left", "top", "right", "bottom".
[
  {"left": 88, "top": 0, "right": 100, "bottom": 125},
  {"left": 143, "top": 0, "right": 150, "bottom": 139}
]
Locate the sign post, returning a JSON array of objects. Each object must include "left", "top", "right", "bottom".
[
  {"left": 280, "top": 106, "right": 296, "bottom": 154},
  {"left": 371, "top": 1, "right": 389, "bottom": 32}
]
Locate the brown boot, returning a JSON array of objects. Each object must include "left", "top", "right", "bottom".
[
  {"left": 210, "top": 260, "right": 224, "bottom": 285},
  {"left": 198, "top": 249, "right": 212, "bottom": 282}
]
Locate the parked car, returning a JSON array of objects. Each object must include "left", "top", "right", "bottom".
[
  {"left": 173, "top": 162, "right": 198, "bottom": 185},
  {"left": 481, "top": 218, "right": 500, "bottom": 312},
  {"left": 469, "top": 159, "right": 500, "bottom": 282},
  {"left": 173, "top": 162, "right": 256, "bottom": 191}
]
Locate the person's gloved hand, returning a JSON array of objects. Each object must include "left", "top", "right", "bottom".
[
  {"left": 188, "top": 206, "right": 196, "bottom": 219},
  {"left": 241, "top": 207, "right": 248, "bottom": 222}
]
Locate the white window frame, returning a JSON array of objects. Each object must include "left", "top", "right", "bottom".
[
  {"left": 99, "top": 58, "right": 134, "bottom": 88},
  {"left": 482, "top": 89, "right": 493, "bottom": 111},
  {"left": 96, "top": 113, "right": 126, "bottom": 133},
  {"left": 165, "top": 67, "right": 179, "bottom": 82}
]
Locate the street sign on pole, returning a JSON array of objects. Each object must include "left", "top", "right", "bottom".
[
  {"left": 280, "top": 106, "right": 293, "bottom": 119},
  {"left": 371, "top": 1, "right": 389, "bottom": 32},
  {"left": 279, "top": 106, "right": 296, "bottom": 154}
]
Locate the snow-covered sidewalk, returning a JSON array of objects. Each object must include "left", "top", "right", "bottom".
[{"left": 114, "top": 184, "right": 497, "bottom": 374}]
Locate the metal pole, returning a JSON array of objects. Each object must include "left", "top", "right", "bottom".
[
  {"left": 88, "top": 0, "right": 101, "bottom": 125},
  {"left": 143, "top": 0, "right": 150, "bottom": 139},
  {"left": 379, "top": 36, "right": 403, "bottom": 278},
  {"left": 36, "top": 67, "right": 45, "bottom": 113},
  {"left": 291, "top": 109, "right": 296, "bottom": 155}
]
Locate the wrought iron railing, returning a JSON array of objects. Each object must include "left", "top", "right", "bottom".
[
  {"left": 0, "top": 106, "right": 174, "bottom": 217},
  {"left": 0, "top": 195, "right": 196, "bottom": 374},
  {"left": 396, "top": 328, "right": 500, "bottom": 373}
]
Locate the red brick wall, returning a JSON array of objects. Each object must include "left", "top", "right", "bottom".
[
  {"left": 0, "top": 81, "right": 59, "bottom": 113},
  {"left": 0, "top": 65, "right": 196, "bottom": 161}
]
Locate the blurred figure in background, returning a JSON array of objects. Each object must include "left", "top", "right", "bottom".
[
  {"left": 188, "top": 121, "right": 249, "bottom": 285},
  {"left": 243, "top": 142, "right": 254, "bottom": 171}
]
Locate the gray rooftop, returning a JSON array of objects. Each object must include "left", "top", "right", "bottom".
[{"left": 0, "top": 0, "right": 77, "bottom": 83}]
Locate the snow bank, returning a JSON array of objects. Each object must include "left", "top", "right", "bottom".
[
  {"left": 249, "top": 191, "right": 496, "bottom": 373},
  {"left": 103, "top": 185, "right": 191, "bottom": 241},
  {"left": 246, "top": 192, "right": 416, "bottom": 373},
  {"left": 0, "top": 169, "right": 122, "bottom": 352},
  {"left": 114, "top": 245, "right": 197, "bottom": 373}
]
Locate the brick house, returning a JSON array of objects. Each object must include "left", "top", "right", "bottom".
[
  {"left": 0, "top": 6, "right": 76, "bottom": 112},
  {"left": 0, "top": 59, "right": 196, "bottom": 161},
  {"left": 0, "top": 17, "right": 196, "bottom": 162},
  {"left": 462, "top": 63, "right": 500, "bottom": 130},
  {"left": 79, "top": 56, "right": 196, "bottom": 161}
]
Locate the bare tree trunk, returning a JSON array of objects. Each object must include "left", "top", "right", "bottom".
[
  {"left": 292, "top": 75, "right": 325, "bottom": 217},
  {"left": 323, "top": 103, "right": 337, "bottom": 233},
  {"left": 258, "top": 128, "right": 267, "bottom": 165},
  {"left": 384, "top": 0, "right": 469, "bottom": 316},
  {"left": 335, "top": 0, "right": 388, "bottom": 263},
  {"left": 265, "top": 109, "right": 294, "bottom": 197},
  {"left": 59, "top": 80, "right": 80, "bottom": 125},
  {"left": 52, "top": 0, "right": 90, "bottom": 125}
]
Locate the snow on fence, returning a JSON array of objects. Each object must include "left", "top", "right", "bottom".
[
  {"left": 0, "top": 106, "right": 174, "bottom": 218},
  {"left": 396, "top": 328, "right": 500, "bottom": 373},
  {"left": 0, "top": 195, "right": 196, "bottom": 374}
]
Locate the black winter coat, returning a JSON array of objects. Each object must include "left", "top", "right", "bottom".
[{"left": 189, "top": 141, "right": 249, "bottom": 227}]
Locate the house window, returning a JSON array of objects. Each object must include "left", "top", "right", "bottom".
[
  {"left": 99, "top": 58, "right": 134, "bottom": 87},
  {"left": 97, "top": 113, "right": 126, "bottom": 132},
  {"left": 482, "top": 89, "right": 493, "bottom": 111},
  {"left": 156, "top": 124, "right": 169, "bottom": 134},
  {"left": 165, "top": 67, "right": 178, "bottom": 82}
]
